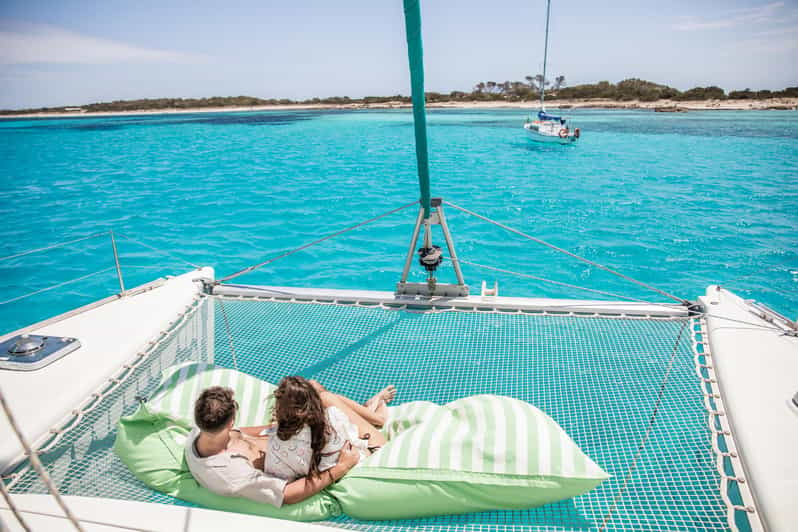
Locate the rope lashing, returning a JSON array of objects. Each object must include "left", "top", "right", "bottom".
[
  {"left": 692, "top": 317, "right": 760, "bottom": 531},
  {"left": 0, "top": 388, "right": 85, "bottom": 532},
  {"left": 0, "top": 478, "right": 32, "bottom": 531},
  {"left": 443, "top": 200, "right": 691, "bottom": 305},
  {"left": 217, "top": 200, "right": 418, "bottom": 284},
  {"left": 4, "top": 300, "right": 202, "bottom": 466}
]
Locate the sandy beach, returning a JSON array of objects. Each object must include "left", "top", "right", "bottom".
[{"left": 1, "top": 97, "right": 796, "bottom": 120}]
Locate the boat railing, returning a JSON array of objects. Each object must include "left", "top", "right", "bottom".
[{"left": 0, "top": 230, "right": 201, "bottom": 338}]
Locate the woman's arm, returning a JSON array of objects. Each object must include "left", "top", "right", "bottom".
[{"left": 282, "top": 441, "right": 359, "bottom": 505}]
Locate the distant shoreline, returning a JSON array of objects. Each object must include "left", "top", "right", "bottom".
[{"left": 1, "top": 97, "right": 796, "bottom": 120}]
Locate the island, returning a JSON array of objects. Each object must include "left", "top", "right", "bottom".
[{"left": 2, "top": 78, "right": 796, "bottom": 118}]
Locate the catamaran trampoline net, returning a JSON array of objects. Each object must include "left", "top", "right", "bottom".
[{"left": 3, "top": 295, "right": 748, "bottom": 531}]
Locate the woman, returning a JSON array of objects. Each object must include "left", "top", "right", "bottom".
[{"left": 264, "top": 377, "right": 396, "bottom": 484}]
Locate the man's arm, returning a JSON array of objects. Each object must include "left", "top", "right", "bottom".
[
  {"left": 238, "top": 424, "right": 274, "bottom": 437},
  {"left": 283, "top": 462, "right": 348, "bottom": 504},
  {"left": 283, "top": 441, "right": 360, "bottom": 505}
]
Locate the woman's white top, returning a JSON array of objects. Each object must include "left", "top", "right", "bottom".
[{"left": 264, "top": 406, "right": 369, "bottom": 482}]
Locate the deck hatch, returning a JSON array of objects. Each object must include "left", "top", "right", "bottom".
[{"left": 0, "top": 334, "right": 80, "bottom": 371}]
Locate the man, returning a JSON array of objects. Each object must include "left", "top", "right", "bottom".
[{"left": 185, "top": 386, "right": 359, "bottom": 506}]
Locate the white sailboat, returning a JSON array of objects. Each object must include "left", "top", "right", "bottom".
[{"left": 524, "top": 0, "right": 580, "bottom": 144}]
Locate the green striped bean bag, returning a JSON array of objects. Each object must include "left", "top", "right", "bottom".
[
  {"left": 333, "top": 394, "right": 609, "bottom": 520},
  {"left": 115, "top": 362, "right": 608, "bottom": 521}
]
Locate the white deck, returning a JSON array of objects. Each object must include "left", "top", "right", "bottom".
[
  {"left": 700, "top": 286, "right": 798, "bottom": 532},
  {"left": 0, "top": 268, "right": 214, "bottom": 471},
  {"left": 0, "top": 494, "right": 331, "bottom": 531}
]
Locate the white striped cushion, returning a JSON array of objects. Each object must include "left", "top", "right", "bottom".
[
  {"left": 382, "top": 400, "right": 441, "bottom": 441},
  {"left": 335, "top": 394, "right": 609, "bottom": 519},
  {"left": 146, "top": 362, "right": 275, "bottom": 428},
  {"left": 365, "top": 395, "right": 606, "bottom": 479}
]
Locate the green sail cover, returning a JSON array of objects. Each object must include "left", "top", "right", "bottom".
[{"left": 403, "top": 0, "right": 431, "bottom": 217}]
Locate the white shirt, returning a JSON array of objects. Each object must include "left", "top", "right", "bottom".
[{"left": 184, "top": 428, "right": 287, "bottom": 507}]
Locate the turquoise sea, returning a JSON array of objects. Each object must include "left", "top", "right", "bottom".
[{"left": 0, "top": 108, "right": 796, "bottom": 333}]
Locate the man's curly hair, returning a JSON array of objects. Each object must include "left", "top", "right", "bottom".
[{"left": 194, "top": 386, "right": 237, "bottom": 432}]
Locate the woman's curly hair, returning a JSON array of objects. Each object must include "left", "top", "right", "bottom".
[{"left": 272, "top": 376, "right": 328, "bottom": 479}]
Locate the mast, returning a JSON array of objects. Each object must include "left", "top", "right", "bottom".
[
  {"left": 540, "top": 0, "right": 551, "bottom": 110},
  {"left": 402, "top": 0, "right": 431, "bottom": 218},
  {"left": 397, "top": 0, "right": 468, "bottom": 297}
]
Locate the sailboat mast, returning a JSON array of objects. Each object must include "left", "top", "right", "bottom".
[
  {"left": 402, "top": 0, "right": 432, "bottom": 218},
  {"left": 540, "top": 0, "right": 551, "bottom": 110}
]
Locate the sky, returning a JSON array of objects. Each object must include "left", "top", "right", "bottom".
[{"left": 1, "top": 0, "right": 797, "bottom": 109}]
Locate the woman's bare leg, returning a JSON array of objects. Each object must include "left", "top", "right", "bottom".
[
  {"left": 332, "top": 394, "right": 388, "bottom": 427},
  {"left": 309, "top": 380, "right": 395, "bottom": 428},
  {"left": 318, "top": 391, "right": 388, "bottom": 448},
  {"left": 367, "top": 400, "right": 388, "bottom": 424}
]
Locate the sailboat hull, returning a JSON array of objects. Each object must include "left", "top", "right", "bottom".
[{"left": 524, "top": 122, "right": 578, "bottom": 144}]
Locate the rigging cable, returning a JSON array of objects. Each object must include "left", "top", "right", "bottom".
[
  {"left": 444, "top": 200, "right": 690, "bottom": 305},
  {"left": 598, "top": 320, "right": 689, "bottom": 531},
  {"left": 115, "top": 232, "right": 202, "bottom": 270},
  {"left": 450, "top": 256, "right": 671, "bottom": 305},
  {"left": 454, "top": 256, "right": 785, "bottom": 332},
  {"left": 0, "top": 267, "right": 116, "bottom": 306},
  {"left": 0, "top": 232, "right": 109, "bottom": 263},
  {"left": 217, "top": 200, "right": 418, "bottom": 284}
]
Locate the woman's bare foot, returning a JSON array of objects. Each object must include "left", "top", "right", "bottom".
[
  {"left": 362, "top": 386, "right": 396, "bottom": 428},
  {"left": 365, "top": 385, "right": 397, "bottom": 411}
]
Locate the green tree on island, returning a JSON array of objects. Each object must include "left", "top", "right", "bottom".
[{"left": 3, "top": 81, "right": 797, "bottom": 115}]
